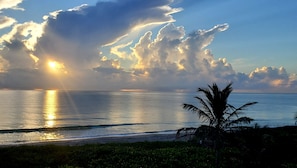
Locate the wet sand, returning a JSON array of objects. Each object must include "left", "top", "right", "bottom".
[{"left": 2, "top": 133, "right": 178, "bottom": 147}]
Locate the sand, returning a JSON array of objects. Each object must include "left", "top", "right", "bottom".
[{"left": 2, "top": 133, "right": 179, "bottom": 147}]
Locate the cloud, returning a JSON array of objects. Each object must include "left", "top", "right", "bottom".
[
  {"left": 0, "top": 16, "right": 16, "bottom": 29},
  {"left": 129, "top": 23, "right": 232, "bottom": 90},
  {"left": 247, "top": 66, "right": 292, "bottom": 89},
  {"left": 34, "top": 0, "right": 181, "bottom": 71},
  {"left": 0, "top": 0, "right": 296, "bottom": 92},
  {"left": 0, "top": 56, "right": 9, "bottom": 72},
  {"left": 0, "top": 39, "right": 35, "bottom": 69},
  {"left": 116, "top": 23, "right": 296, "bottom": 92},
  {"left": 0, "top": 0, "right": 24, "bottom": 11},
  {"left": 0, "top": 0, "right": 181, "bottom": 90},
  {"left": 0, "top": 21, "right": 43, "bottom": 72},
  {"left": 0, "top": 69, "right": 45, "bottom": 89},
  {"left": 1, "top": 21, "right": 43, "bottom": 50}
]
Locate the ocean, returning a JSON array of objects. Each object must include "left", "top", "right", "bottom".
[{"left": 0, "top": 90, "right": 296, "bottom": 145}]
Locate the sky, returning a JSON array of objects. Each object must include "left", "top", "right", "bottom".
[{"left": 0, "top": 0, "right": 297, "bottom": 92}]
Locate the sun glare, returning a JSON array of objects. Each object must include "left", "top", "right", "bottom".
[
  {"left": 48, "top": 61, "right": 57, "bottom": 69},
  {"left": 47, "top": 60, "right": 67, "bottom": 74}
]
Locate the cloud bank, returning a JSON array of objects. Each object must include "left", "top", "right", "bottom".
[{"left": 0, "top": 0, "right": 296, "bottom": 92}]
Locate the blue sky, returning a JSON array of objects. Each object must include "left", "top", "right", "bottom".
[
  {"left": 0, "top": 0, "right": 296, "bottom": 92},
  {"left": 172, "top": 0, "right": 297, "bottom": 73}
]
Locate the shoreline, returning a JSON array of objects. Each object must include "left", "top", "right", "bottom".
[
  {"left": 0, "top": 133, "right": 178, "bottom": 147},
  {"left": 2, "top": 125, "right": 296, "bottom": 147}
]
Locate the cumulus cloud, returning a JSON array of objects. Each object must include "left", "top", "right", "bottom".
[
  {"left": 245, "top": 66, "right": 293, "bottom": 91},
  {"left": 113, "top": 23, "right": 296, "bottom": 92},
  {"left": 34, "top": 0, "right": 180, "bottom": 70},
  {"left": 0, "top": 0, "right": 296, "bottom": 92},
  {"left": 128, "top": 23, "right": 232, "bottom": 90}
]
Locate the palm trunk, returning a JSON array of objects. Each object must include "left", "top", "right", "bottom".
[
  {"left": 215, "top": 126, "right": 221, "bottom": 168},
  {"left": 216, "top": 149, "right": 220, "bottom": 168}
]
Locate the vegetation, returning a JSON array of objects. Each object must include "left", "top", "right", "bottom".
[
  {"left": 178, "top": 83, "right": 257, "bottom": 138},
  {"left": 0, "top": 126, "right": 296, "bottom": 168},
  {"left": 179, "top": 83, "right": 257, "bottom": 167},
  {"left": 181, "top": 82, "right": 257, "bottom": 133}
]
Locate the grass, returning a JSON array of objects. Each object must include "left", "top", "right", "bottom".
[
  {"left": 0, "top": 142, "right": 215, "bottom": 168},
  {"left": 0, "top": 126, "right": 296, "bottom": 168}
]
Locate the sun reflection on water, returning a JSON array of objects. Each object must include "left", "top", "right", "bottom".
[
  {"left": 40, "top": 132, "right": 63, "bottom": 141},
  {"left": 44, "top": 90, "right": 58, "bottom": 128}
]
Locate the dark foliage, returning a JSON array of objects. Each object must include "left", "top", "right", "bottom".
[
  {"left": 0, "top": 142, "right": 214, "bottom": 168},
  {"left": 180, "top": 83, "right": 257, "bottom": 167},
  {"left": 225, "top": 126, "right": 297, "bottom": 167},
  {"left": 0, "top": 126, "right": 296, "bottom": 168}
]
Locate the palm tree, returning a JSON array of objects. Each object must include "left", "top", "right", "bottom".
[
  {"left": 183, "top": 83, "right": 257, "bottom": 132},
  {"left": 182, "top": 83, "right": 257, "bottom": 167}
]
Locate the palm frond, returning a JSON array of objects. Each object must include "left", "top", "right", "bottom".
[
  {"left": 224, "top": 117, "right": 254, "bottom": 128},
  {"left": 222, "top": 83, "right": 233, "bottom": 99},
  {"left": 194, "top": 96, "right": 215, "bottom": 120},
  {"left": 225, "top": 102, "right": 257, "bottom": 122},
  {"left": 183, "top": 103, "right": 199, "bottom": 112},
  {"left": 237, "top": 102, "right": 258, "bottom": 110},
  {"left": 198, "top": 87, "right": 214, "bottom": 105},
  {"left": 183, "top": 103, "right": 212, "bottom": 123}
]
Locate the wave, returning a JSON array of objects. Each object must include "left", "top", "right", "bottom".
[{"left": 0, "top": 123, "right": 148, "bottom": 134}]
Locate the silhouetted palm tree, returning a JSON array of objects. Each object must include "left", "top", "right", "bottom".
[
  {"left": 182, "top": 83, "right": 257, "bottom": 167},
  {"left": 183, "top": 83, "right": 257, "bottom": 132}
]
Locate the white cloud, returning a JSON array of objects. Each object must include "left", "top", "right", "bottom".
[
  {"left": 1, "top": 21, "right": 44, "bottom": 50},
  {"left": 128, "top": 23, "right": 232, "bottom": 90},
  {"left": 248, "top": 66, "right": 289, "bottom": 87},
  {"left": 0, "top": 0, "right": 24, "bottom": 11},
  {"left": 0, "top": 16, "right": 16, "bottom": 29}
]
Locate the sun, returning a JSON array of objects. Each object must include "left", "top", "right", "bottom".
[
  {"left": 48, "top": 61, "right": 57, "bottom": 69},
  {"left": 47, "top": 61, "right": 67, "bottom": 74}
]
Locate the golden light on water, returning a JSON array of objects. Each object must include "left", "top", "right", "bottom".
[
  {"left": 44, "top": 90, "right": 58, "bottom": 128},
  {"left": 41, "top": 90, "right": 64, "bottom": 141},
  {"left": 40, "top": 132, "right": 63, "bottom": 140}
]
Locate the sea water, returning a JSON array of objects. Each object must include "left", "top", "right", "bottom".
[{"left": 0, "top": 90, "right": 296, "bottom": 145}]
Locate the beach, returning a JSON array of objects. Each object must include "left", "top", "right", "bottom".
[{"left": 2, "top": 133, "right": 178, "bottom": 147}]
